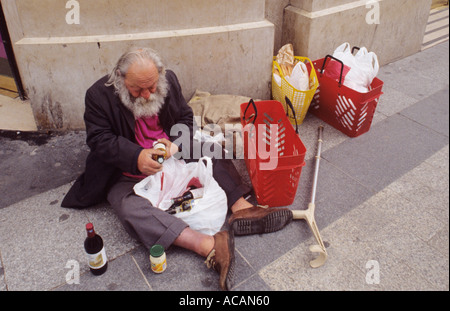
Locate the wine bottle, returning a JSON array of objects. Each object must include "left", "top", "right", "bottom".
[
  {"left": 84, "top": 223, "right": 108, "bottom": 275},
  {"left": 171, "top": 188, "right": 204, "bottom": 206},
  {"left": 166, "top": 199, "right": 198, "bottom": 215}
]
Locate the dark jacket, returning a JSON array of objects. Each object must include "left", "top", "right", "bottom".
[{"left": 61, "top": 70, "right": 193, "bottom": 208}]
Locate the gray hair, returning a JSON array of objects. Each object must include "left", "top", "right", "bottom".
[{"left": 105, "top": 47, "right": 166, "bottom": 89}]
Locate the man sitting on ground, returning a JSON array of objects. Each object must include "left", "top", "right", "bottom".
[{"left": 62, "top": 48, "right": 293, "bottom": 290}]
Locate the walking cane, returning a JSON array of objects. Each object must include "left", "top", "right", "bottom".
[{"left": 292, "top": 125, "right": 328, "bottom": 268}]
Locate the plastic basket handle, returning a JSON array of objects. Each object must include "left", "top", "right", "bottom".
[
  {"left": 320, "top": 54, "right": 345, "bottom": 86},
  {"left": 285, "top": 96, "right": 299, "bottom": 134},
  {"left": 243, "top": 99, "right": 258, "bottom": 125},
  {"left": 352, "top": 46, "right": 360, "bottom": 54}
]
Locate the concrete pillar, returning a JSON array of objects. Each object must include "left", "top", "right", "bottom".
[
  {"left": 2, "top": 0, "right": 274, "bottom": 130},
  {"left": 281, "top": 0, "right": 432, "bottom": 65}
]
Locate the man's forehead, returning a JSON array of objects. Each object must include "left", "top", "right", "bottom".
[
  {"left": 126, "top": 74, "right": 157, "bottom": 86},
  {"left": 125, "top": 61, "right": 159, "bottom": 85}
]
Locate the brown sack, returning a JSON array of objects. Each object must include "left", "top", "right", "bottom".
[{"left": 188, "top": 90, "right": 257, "bottom": 158}]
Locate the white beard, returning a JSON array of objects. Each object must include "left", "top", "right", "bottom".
[{"left": 116, "top": 73, "right": 168, "bottom": 119}]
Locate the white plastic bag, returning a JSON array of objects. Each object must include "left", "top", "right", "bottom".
[
  {"left": 332, "top": 42, "right": 357, "bottom": 69},
  {"left": 194, "top": 129, "right": 225, "bottom": 145},
  {"left": 285, "top": 61, "right": 310, "bottom": 91},
  {"left": 332, "top": 43, "right": 379, "bottom": 93},
  {"left": 134, "top": 156, "right": 228, "bottom": 235},
  {"left": 352, "top": 47, "right": 379, "bottom": 89}
]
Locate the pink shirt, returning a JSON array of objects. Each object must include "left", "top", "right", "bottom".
[{"left": 123, "top": 115, "right": 169, "bottom": 179}]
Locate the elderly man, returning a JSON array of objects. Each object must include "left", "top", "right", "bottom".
[{"left": 62, "top": 48, "right": 293, "bottom": 290}]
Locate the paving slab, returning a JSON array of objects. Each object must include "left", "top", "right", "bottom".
[
  {"left": 259, "top": 145, "right": 449, "bottom": 291},
  {"left": 377, "top": 41, "right": 449, "bottom": 101},
  {"left": 374, "top": 85, "right": 418, "bottom": 117},
  {"left": 321, "top": 113, "right": 448, "bottom": 193},
  {"left": 400, "top": 87, "right": 449, "bottom": 137},
  {"left": 0, "top": 184, "right": 87, "bottom": 291},
  {"left": 0, "top": 184, "right": 138, "bottom": 291},
  {"left": 56, "top": 252, "right": 151, "bottom": 291}
]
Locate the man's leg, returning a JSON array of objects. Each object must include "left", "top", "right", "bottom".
[
  {"left": 107, "top": 175, "right": 189, "bottom": 250},
  {"left": 107, "top": 175, "right": 235, "bottom": 290},
  {"left": 173, "top": 227, "right": 214, "bottom": 257}
]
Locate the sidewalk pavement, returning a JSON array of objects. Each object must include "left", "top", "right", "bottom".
[{"left": 0, "top": 41, "right": 448, "bottom": 293}]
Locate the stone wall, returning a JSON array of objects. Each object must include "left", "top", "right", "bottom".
[{"left": 2, "top": 0, "right": 274, "bottom": 129}]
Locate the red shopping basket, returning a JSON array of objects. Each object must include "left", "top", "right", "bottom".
[
  {"left": 240, "top": 99, "right": 307, "bottom": 207},
  {"left": 310, "top": 55, "right": 384, "bottom": 137}
]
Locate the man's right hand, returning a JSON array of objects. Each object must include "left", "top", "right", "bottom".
[{"left": 137, "top": 148, "right": 165, "bottom": 175}]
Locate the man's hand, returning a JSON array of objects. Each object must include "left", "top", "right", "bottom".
[
  {"left": 136, "top": 139, "right": 179, "bottom": 175},
  {"left": 137, "top": 149, "right": 164, "bottom": 175},
  {"left": 157, "top": 138, "right": 179, "bottom": 159}
]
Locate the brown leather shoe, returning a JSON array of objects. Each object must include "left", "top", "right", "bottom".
[
  {"left": 229, "top": 206, "right": 293, "bottom": 236},
  {"left": 205, "top": 231, "right": 235, "bottom": 291}
]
